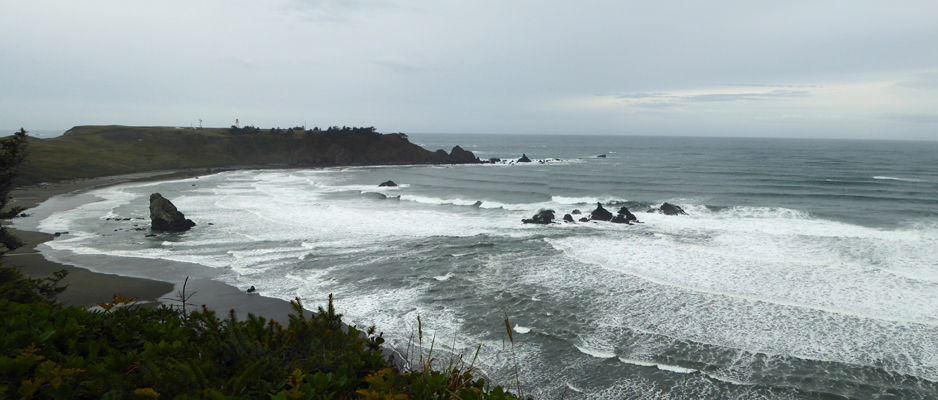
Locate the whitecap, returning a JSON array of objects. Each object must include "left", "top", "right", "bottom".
[
  {"left": 574, "top": 345, "right": 616, "bottom": 359},
  {"left": 565, "top": 382, "right": 584, "bottom": 393},
  {"left": 513, "top": 325, "right": 531, "bottom": 334},
  {"left": 873, "top": 176, "right": 924, "bottom": 183},
  {"left": 551, "top": 196, "right": 628, "bottom": 205},
  {"left": 656, "top": 364, "right": 698, "bottom": 374}
]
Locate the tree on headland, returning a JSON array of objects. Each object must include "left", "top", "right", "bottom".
[{"left": 0, "top": 128, "right": 28, "bottom": 256}]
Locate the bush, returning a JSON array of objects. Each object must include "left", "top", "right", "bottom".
[{"left": 0, "top": 268, "right": 527, "bottom": 399}]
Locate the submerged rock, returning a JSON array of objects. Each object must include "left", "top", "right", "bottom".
[
  {"left": 149, "top": 193, "right": 196, "bottom": 232},
  {"left": 579, "top": 217, "right": 589, "bottom": 222},
  {"left": 589, "top": 202, "right": 613, "bottom": 221},
  {"left": 518, "top": 154, "right": 532, "bottom": 163},
  {"left": 379, "top": 180, "right": 398, "bottom": 187},
  {"left": 522, "top": 209, "right": 555, "bottom": 224}
]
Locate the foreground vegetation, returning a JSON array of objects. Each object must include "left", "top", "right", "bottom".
[
  {"left": 16, "top": 125, "right": 474, "bottom": 186},
  {"left": 0, "top": 267, "right": 525, "bottom": 399}
]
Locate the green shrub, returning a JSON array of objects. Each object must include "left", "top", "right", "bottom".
[{"left": 0, "top": 267, "right": 527, "bottom": 399}]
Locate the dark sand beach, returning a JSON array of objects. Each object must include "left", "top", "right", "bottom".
[{"left": 4, "top": 170, "right": 309, "bottom": 323}]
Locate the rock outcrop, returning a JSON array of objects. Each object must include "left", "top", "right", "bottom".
[
  {"left": 651, "top": 202, "right": 688, "bottom": 216},
  {"left": 589, "top": 203, "right": 613, "bottom": 221},
  {"left": 379, "top": 180, "right": 398, "bottom": 187},
  {"left": 518, "top": 154, "right": 532, "bottom": 163},
  {"left": 149, "top": 193, "right": 196, "bottom": 232},
  {"left": 448, "top": 146, "right": 480, "bottom": 163},
  {"left": 617, "top": 207, "right": 638, "bottom": 223},
  {"left": 522, "top": 209, "right": 555, "bottom": 224},
  {"left": 563, "top": 214, "right": 574, "bottom": 222}
]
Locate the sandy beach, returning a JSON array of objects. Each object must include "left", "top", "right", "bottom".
[{"left": 4, "top": 170, "right": 310, "bottom": 323}]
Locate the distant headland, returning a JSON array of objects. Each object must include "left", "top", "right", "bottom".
[{"left": 15, "top": 125, "right": 480, "bottom": 185}]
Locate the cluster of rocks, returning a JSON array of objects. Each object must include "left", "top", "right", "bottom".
[
  {"left": 480, "top": 154, "right": 564, "bottom": 165},
  {"left": 522, "top": 209, "right": 555, "bottom": 224},
  {"left": 523, "top": 202, "right": 688, "bottom": 225}
]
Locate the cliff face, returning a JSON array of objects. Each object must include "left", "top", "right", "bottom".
[{"left": 16, "top": 126, "right": 479, "bottom": 185}]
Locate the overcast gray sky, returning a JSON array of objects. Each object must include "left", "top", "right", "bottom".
[{"left": 3, "top": 1, "right": 938, "bottom": 140}]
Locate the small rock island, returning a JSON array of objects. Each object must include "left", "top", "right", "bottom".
[{"left": 149, "top": 193, "right": 196, "bottom": 232}]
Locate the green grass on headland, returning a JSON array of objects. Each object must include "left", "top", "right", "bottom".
[
  {"left": 16, "top": 125, "right": 472, "bottom": 186},
  {"left": 0, "top": 266, "right": 527, "bottom": 399}
]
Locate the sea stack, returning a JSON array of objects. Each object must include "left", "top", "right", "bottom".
[{"left": 149, "top": 193, "right": 196, "bottom": 232}]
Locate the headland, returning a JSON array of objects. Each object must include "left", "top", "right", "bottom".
[{"left": 5, "top": 125, "right": 481, "bottom": 320}]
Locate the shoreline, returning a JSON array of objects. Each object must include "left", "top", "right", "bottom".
[{"left": 4, "top": 169, "right": 314, "bottom": 323}]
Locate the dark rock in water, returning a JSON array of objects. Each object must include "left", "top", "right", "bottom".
[
  {"left": 654, "top": 202, "right": 688, "bottom": 216},
  {"left": 571, "top": 209, "right": 581, "bottom": 214},
  {"left": 522, "top": 209, "right": 555, "bottom": 224},
  {"left": 617, "top": 207, "right": 638, "bottom": 222},
  {"left": 518, "top": 154, "right": 532, "bottom": 163},
  {"left": 590, "top": 202, "right": 613, "bottom": 221},
  {"left": 379, "top": 180, "right": 398, "bottom": 187},
  {"left": 579, "top": 217, "right": 589, "bottom": 222},
  {"left": 611, "top": 214, "right": 632, "bottom": 224},
  {"left": 488, "top": 157, "right": 501, "bottom": 163},
  {"left": 597, "top": 154, "right": 606, "bottom": 158},
  {"left": 563, "top": 214, "right": 574, "bottom": 222},
  {"left": 145, "top": 234, "right": 156, "bottom": 237},
  {"left": 247, "top": 285, "right": 257, "bottom": 293},
  {"left": 448, "top": 146, "right": 480, "bottom": 163},
  {"left": 53, "top": 231, "right": 68, "bottom": 237},
  {"left": 149, "top": 193, "right": 196, "bottom": 232}
]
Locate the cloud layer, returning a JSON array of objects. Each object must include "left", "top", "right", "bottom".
[{"left": 2, "top": 0, "right": 938, "bottom": 140}]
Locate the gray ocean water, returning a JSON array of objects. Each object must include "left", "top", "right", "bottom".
[{"left": 25, "top": 134, "right": 938, "bottom": 399}]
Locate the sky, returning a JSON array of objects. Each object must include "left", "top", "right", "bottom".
[{"left": 3, "top": 1, "right": 938, "bottom": 140}]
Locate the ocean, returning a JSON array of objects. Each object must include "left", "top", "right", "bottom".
[{"left": 20, "top": 134, "right": 938, "bottom": 399}]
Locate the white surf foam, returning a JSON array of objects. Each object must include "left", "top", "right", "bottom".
[
  {"left": 874, "top": 176, "right": 925, "bottom": 183},
  {"left": 33, "top": 166, "right": 938, "bottom": 392},
  {"left": 551, "top": 196, "right": 629, "bottom": 205},
  {"left": 513, "top": 325, "right": 531, "bottom": 334},
  {"left": 574, "top": 345, "right": 617, "bottom": 359}
]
